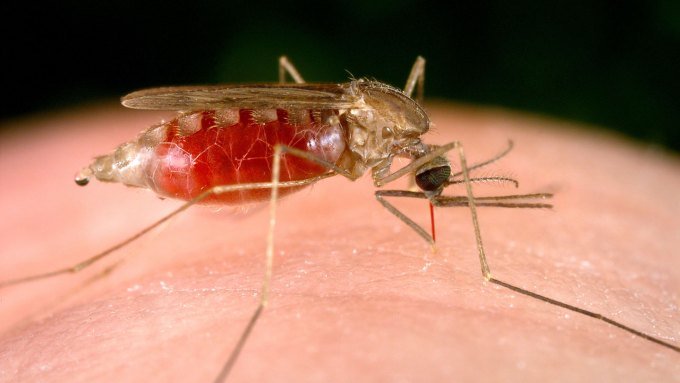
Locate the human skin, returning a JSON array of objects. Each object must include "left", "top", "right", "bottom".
[{"left": 0, "top": 102, "right": 678, "bottom": 382}]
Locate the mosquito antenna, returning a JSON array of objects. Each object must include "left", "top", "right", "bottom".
[
  {"left": 451, "top": 140, "right": 514, "bottom": 177},
  {"left": 447, "top": 176, "right": 519, "bottom": 188}
]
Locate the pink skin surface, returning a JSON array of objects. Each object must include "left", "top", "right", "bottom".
[{"left": 0, "top": 102, "right": 679, "bottom": 382}]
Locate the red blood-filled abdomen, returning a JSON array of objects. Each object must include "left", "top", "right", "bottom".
[{"left": 146, "top": 109, "right": 346, "bottom": 204}]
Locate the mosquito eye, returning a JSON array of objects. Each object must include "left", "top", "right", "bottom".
[{"left": 415, "top": 165, "right": 451, "bottom": 192}]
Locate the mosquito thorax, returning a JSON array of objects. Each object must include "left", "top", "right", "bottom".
[
  {"left": 351, "top": 80, "right": 429, "bottom": 137},
  {"left": 344, "top": 80, "right": 431, "bottom": 177}
]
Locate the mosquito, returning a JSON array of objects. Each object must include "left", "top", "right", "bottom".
[{"left": 1, "top": 56, "right": 677, "bottom": 382}]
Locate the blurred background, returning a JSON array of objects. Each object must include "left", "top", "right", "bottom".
[{"left": 2, "top": 1, "right": 678, "bottom": 150}]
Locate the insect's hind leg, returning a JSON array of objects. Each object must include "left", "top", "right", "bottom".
[
  {"left": 278, "top": 56, "right": 305, "bottom": 84},
  {"left": 214, "top": 144, "right": 362, "bottom": 382},
  {"left": 0, "top": 175, "right": 331, "bottom": 290}
]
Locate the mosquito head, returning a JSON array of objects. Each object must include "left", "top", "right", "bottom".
[{"left": 415, "top": 156, "right": 451, "bottom": 195}]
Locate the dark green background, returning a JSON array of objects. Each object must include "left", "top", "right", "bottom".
[{"left": 2, "top": 1, "right": 678, "bottom": 150}]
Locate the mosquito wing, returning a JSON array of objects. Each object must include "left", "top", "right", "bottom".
[{"left": 121, "top": 83, "right": 360, "bottom": 111}]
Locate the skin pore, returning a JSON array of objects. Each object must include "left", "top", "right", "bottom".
[{"left": 0, "top": 102, "right": 678, "bottom": 382}]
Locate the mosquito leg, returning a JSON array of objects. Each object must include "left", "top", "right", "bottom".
[
  {"left": 436, "top": 193, "right": 554, "bottom": 208},
  {"left": 378, "top": 140, "right": 679, "bottom": 352},
  {"left": 213, "top": 143, "right": 283, "bottom": 382},
  {"left": 213, "top": 144, "right": 369, "bottom": 381},
  {"left": 1, "top": 145, "right": 338, "bottom": 378},
  {"left": 380, "top": 191, "right": 554, "bottom": 207},
  {"left": 278, "top": 56, "right": 305, "bottom": 84},
  {"left": 0, "top": 174, "right": 333, "bottom": 290},
  {"left": 450, "top": 143, "right": 680, "bottom": 353},
  {"left": 216, "top": 145, "right": 541, "bottom": 377},
  {"left": 7, "top": 261, "right": 124, "bottom": 336},
  {"left": 373, "top": 140, "right": 519, "bottom": 246},
  {"left": 403, "top": 56, "right": 426, "bottom": 105},
  {"left": 373, "top": 139, "right": 528, "bottom": 275},
  {"left": 274, "top": 145, "right": 360, "bottom": 181},
  {"left": 375, "top": 190, "right": 553, "bottom": 244},
  {"left": 375, "top": 190, "right": 435, "bottom": 244},
  {"left": 214, "top": 142, "right": 501, "bottom": 380}
]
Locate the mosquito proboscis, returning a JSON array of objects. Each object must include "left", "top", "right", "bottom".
[{"left": 1, "top": 56, "right": 677, "bottom": 382}]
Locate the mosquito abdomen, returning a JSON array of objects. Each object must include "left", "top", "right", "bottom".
[{"left": 79, "top": 109, "right": 346, "bottom": 204}]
